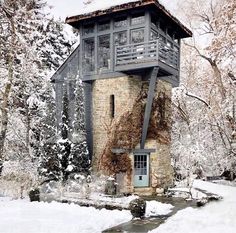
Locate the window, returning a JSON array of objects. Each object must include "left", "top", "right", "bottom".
[
  {"left": 134, "top": 154, "right": 147, "bottom": 175},
  {"left": 98, "top": 21, "right": 110, "bottom": 31},
  {"left": 159, "top": 34, "right": 166, "bottom": 44},
  {"left": 110, "top": 95, "right": 115, "bottom": 118},
  {"left": 131, "top": 13, "right": 145, "bottom": 25},
  {"left": 98, "top": 35, "right": 110, "bottom": 69},
  {"left": 68, "top": 81, "right": 76, "bottom": 100},
  {"left": 159, "top": 21, "right": 166, "bottom": 33},
  {"left": 114, "top": 17, "right": 128, "bottom": 28},
  {"left": 114, "top": 31, "right": 127, "bottom": 46},
  {"left": 131, "top": 29, "right": 144, "bottom": 44},
  {"left": 167, "top": 40, "right": 173, "bottom": 48},
  {"left": 83, "top": 38, "right": 95, "bottom": 72},
  {"left": 150, "top": 30, "right": 158, "bottom": 41},
  {"left": 83, "top": 23, "right": 94, "bottom": 35},
  {"left": 151, "top": 15, "right": 158, "bottom": 28}
]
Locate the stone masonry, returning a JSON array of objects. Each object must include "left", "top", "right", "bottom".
[
  {"left": 92, "top": 75, "right": 173, "bottom": 194},
  {"left": 92, "top": 75, "right": 141, "bottom": 170}
]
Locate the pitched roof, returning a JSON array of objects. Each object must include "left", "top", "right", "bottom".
[{"left": 66, "top": 0, "right": 192, "bottom": 38}]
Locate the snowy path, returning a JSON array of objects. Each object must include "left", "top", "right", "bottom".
[
  {"left": 150, "top": 180, "right": 236, "bottom": 233},
  {"left": 0, "top": 198, "right": 132, "bottom": 233}
]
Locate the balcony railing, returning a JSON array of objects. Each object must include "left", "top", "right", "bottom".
[{"left": 115, "top": 40, "right": 179, "bottom": 71}]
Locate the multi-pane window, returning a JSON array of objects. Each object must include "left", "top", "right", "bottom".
[
  {"left": 114, "top": 31, "right": 127, "bottom": 46},
  {"left": 167, "top": 40, "right": 173, "bottom": 48},
  {"left": 98, "top": 21, "right": 110, "bottom": 32},
  {"left": 134, "top": 154, "right": 147, "bottom": 175},
  {"left": 83, "top": 23, "right": 94, "bottom": 35},
  {"left": 150, "top": 30, "right": 158, "bottom": 41},
  {"left": 114, "top": 17, "right": 128, "bottom": 28},
  {"left": 83, "top": 38, "right": 95, "bottom": 72},
  {"left": 98, "top": 35, "right": 110, "bottom": 69},
  {"left": 131, "top": 13, "right": 145, "bottom": 25},
  {"left": 131, "top": 29, "right": 144, "bottom": 43},
  {"left": 151, "top": 15, "right": 158, "bottom": 28},
  {"left": 159, "top": 21, "right": 166, "bottom": 33}
]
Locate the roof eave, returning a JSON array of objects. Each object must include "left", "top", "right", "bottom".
[{"left": 65, "top": 0, "right": 192, "bottom": 38}]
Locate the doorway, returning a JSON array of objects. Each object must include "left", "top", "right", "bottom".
[{"left": 134, "top": 153, "right": 149, "bottom": 187}]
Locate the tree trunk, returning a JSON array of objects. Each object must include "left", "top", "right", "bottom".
[{"left": 0, "top": 9, "right": 16, "bottom": 173}]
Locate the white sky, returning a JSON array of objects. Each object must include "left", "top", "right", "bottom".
[
  {"left": 46, "top": 0, "right": 178, "bottom": 21},
  {"left": 46, "top": 0, "right": 84, "bottom": 20}
]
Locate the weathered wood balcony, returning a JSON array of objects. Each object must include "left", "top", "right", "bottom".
[{"left": 114, "top": 40, "right": 179, "bottom": 74}]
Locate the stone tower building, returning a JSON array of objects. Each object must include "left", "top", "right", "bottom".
[{"left": 52, "top": 0, "right": 192, "bottom": 195}]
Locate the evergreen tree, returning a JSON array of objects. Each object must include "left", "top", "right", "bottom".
[
  {"left": 0, "top": 0, "right": 75, "bottom": 173},
  {"left": 39, "top": 86, "right": 61, "bottom": 181},
  {"left": 67, "top": 79, "right": 90, "bottom": 178}
]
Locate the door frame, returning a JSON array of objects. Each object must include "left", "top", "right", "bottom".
[{"left": 133, "top": 152, "right": 150, "bottom": 187}]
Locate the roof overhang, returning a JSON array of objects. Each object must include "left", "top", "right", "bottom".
[{"left": 66, "top": 0, "right": 192, "bottom": 38}]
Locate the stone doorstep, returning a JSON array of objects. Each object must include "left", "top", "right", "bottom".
[{"left": 134, "top": 187, "right": 155, "bottom": 196}]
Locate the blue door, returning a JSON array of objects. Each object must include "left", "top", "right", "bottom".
[{"left": 134, "top": 154, "right": 149, "bottom": 187}]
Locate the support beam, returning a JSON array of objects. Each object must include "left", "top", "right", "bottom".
[{"left": 140, "top": 67, "right": 159, "bottom": 149}]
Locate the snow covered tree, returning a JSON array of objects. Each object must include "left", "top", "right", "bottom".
[
  {"left": 39, "top": 85, "right": 61, "bottom": 181},
  {"left": 0, "top": 0, "right": 75, "bottom": 176},
  {"left": 67, "top": 79, "right": 90, "bottom": 178},
  {"left": 0, "top": 0, "right": 48, "bottom": 171},
  {"left": 172, "top": 0, "right": 236, "bottom": 179}
]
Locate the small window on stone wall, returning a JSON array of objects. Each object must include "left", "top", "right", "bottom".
[{"left": 110, "top": 95, "right": 115, "bottom": 118}]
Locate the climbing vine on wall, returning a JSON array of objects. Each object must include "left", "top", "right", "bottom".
[{"left": 98, "top": 80, "right": 172, "bottom": 176}]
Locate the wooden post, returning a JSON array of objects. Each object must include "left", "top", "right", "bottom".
[{"left": 140, "top": 67, "right": 159, "bottom": 149}]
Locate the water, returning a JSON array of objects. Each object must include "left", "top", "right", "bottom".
[{"left": 103, "top": 197, "right": 196, "bottom": 233}]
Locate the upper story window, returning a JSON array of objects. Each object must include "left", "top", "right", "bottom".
[
  {"left": 150, "top": 30, "right": 158, "bottom": 41},
  {"left": 98, "top": 20, "right": 110, "bottom": 32},
  {"left": 151, "top": 14, "right": 158, "bottom": 28},
  {"left": 98, "top": 35, "right": 110, "bottom": 70},
  {"left": 131, "top": 28, "right": 144, "bottom": 44},
  {"left": 83, "top": 23, "right": 95, "bottom": 35},
  {"left": 131, "top": 13, "right": 145, "bottom": 25},
  {"left": 83, "top": 38, "right": 95, "bottom": 73},
  {"left": 114, "top": 31, "right": 127, "bottom": 46},
  {"left": 114, "top": 17, "right": 128, "bottom": 28},
  {"left": 159, "top": 21, "right": 166, "bottom": 33}
]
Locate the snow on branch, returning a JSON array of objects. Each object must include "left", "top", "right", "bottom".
[{"left": 186, "top": 92, "right": 210, "bottom": 108}]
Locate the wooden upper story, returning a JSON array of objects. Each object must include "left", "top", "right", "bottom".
[{"left": 66, "top": 0, "right": 192, "bottom": 85}]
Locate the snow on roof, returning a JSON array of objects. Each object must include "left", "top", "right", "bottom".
[
  {"left": 66, "top": 0, "right": 192, "bottom": 38},
  {"left": 76, "top": 0, "right": 140, "bottom": 15},
  {"left": 70, "top": 0, "right": 174, "bottom": 18}
]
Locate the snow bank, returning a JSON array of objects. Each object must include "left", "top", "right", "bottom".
[
  {"left": 145, "top": 200, "right": 173, "bottom": 217},
  {"left": 149, "top": 180, "right": 236, "bottom": 233},
  {"left": 0, "top": 198, "right": 132, "bottom": 233}
]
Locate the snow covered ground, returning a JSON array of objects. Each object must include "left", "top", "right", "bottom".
[
  {"left": 0, "top": 197, "right": 132, "bottom": 233},
  {"left": 0, "top": 196, "right": 173, "bottom": 233},
  {"left": 145, "top": 200, "right": 173, "bottom": 217},
  {"left": 150, "top": 180, "right": 236, "bottom": 233},
  {"left": 1, "top": 180, "right": 235, "bottom": 233}
]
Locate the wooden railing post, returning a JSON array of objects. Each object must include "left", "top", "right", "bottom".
[
  {"left": 114, "top": 46, "right": 117, "bottom": 66},
  {"left": 156, "top": 40, "right": 159, "bottom": 60}
]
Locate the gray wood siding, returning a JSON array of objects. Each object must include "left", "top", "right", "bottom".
[
  {"left": 53, "top": 46, "right": 80, "bottom": 140},
  {"left": 79, "top": 10, "right": 180, "bottom": 85},
  {"left": 83, "top": 82, "right": 93, "bottom": 159}
]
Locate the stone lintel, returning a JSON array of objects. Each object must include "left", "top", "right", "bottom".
[{"left": 133, "top": 149, "right": 156, "bottom": 154}]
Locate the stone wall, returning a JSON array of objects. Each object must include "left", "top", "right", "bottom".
[
  {"left": 92, "top": 75, "right": 141, "bottom": 169},
  {"left": 92, "top": 76, "right": 173, "bottom": 194}
]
